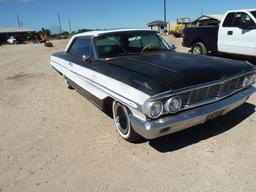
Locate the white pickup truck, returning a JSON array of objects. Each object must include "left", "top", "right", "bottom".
[{"left": 183, "top": 9, "right": 256, "bottom": 60}]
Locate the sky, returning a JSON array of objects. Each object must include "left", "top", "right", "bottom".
[{"left": 0, "top": 0, "right": 256, "bottom": 33}]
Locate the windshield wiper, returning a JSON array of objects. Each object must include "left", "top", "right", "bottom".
[{"left": 116, "top": 52, "right": 140, "bottom": 56}]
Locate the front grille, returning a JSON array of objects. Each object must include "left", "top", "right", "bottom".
[
  {"left": 148, "top": 71, "right": 255, "bottom": 117},
  {"left": 208, "top": 84, "right": 221, "bottom": 98},
  {"left": 179, "top": 92, "right": 190, "bottom": 107},
  {"left": 179, "top": 76, "right": 243, "bottom": 107}
]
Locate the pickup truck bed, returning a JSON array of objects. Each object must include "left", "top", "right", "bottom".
[{"left": 182, "top": 26, "right": 219, "bottom": 53}]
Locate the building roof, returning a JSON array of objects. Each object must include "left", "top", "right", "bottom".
[
  {"left": 148, "top": 20, "right": 168, "bottom": 27},
  {"left": 0, "top": 28, "right": 34, "bottom": 34},
  {"left": 193, "top": 14, "right": 224, "bottom": 23}
]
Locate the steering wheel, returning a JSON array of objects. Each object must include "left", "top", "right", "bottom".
[{"left": 141, "top": 43, "right": 157, "bottom": 53}]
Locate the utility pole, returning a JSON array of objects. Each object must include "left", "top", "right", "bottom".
[
  {"left": 68, "top": 18, "right": 72, "bottom": 34},
  {"left": 57, "top": 13, "right": 62, "bottom": 33},
  {"left": 16, "top": 14, "right": 21, "bottom": 28},
  {"left": 164, "top": 0, "right": 167, "bottom": 22}
]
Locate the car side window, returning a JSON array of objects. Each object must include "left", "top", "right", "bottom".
[
  {"left": 68, "top": 37, "right": 93, "bottom": 58},
  {"left": 128, "top": 36, "right": 142, "bottom": 48},
  {"left": 222, "top": 13, "right": 235, "bottom": 27},
  {"left": 251, "top": 11, "right": 256, "bottom": 19},
  {"left": 233, "top": 12, "right": 256, "bottom": 28},
  {"left": 68, "top": 38, "right": 79, "bottom": 55}
]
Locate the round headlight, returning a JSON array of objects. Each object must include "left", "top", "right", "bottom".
[
  {"left": 143, "top": 101, "right": 163, "bottom": 119},
  {"left": 164, "top": 97, "right": 182, "bottom": 114},
  {"left": 251, "top": 73, "right": 256, "bottom": 84},
  {"left": 242, "top": 76, "right": 251, "bottom": 88}
]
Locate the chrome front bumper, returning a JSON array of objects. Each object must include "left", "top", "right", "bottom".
[{"left": 129, "top": 86, "right": 256, "bottom": 139}]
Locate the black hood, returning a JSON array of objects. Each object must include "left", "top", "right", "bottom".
[{"left": 99, "top": 52, "right": 255, "bottom": 96}]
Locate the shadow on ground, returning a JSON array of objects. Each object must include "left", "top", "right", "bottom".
[{"left": 148, "top": 103, "right": 255, "bottom": 153}]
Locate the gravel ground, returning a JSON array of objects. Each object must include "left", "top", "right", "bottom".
[{"left": 0, "top": 36, "right": 255, "bottom": 192}]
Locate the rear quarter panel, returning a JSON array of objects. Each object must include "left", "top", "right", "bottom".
[{"left": 183, "top": 26, "right": 218, "bottom": 52}]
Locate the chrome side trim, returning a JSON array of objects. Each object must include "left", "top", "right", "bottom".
[
  {"left": 50, "top": 60, "right": 143, "bottom": 110},
  {"left": 130, "top": 86, "right": 255, "bottom": 139}
]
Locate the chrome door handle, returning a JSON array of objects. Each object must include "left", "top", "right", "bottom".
[{"left": 68, "top": 62, "right": 73, "bottom": 66}]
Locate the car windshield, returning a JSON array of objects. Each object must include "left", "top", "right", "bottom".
[
  {"left": 250, "top": 11, "right": 256, "bottom": 19},
  {"left": 94, "top": 31, "right": 171, "bottom": 59}
]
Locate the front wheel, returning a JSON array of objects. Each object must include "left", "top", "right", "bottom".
[
  {"left": 112, "top": 101, "right": 142, "bottom": 143},
  {"left": 191, "top": 42, "right": 207, "bottom": 55}
]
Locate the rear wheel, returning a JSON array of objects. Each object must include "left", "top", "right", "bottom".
[
  {"left": 173, "top": 33, "right": 181, "bottom": 38},
  {"left": 64, "top": 77, "right": 74, "bottom": 89},
  {"left": 191, "top": 42, "right": 207, "bottom": 55},
  {"left": 112, "top": 101, "right": 142, "bottom": 143}
]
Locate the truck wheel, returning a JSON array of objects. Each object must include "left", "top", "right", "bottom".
[
  {"left": 173, "top": 33, "right": 181, "bottom": 38},
  {"left": 191, "top": 42, "right": 207, "bottom": 55},
  {"left": 112, "top": 101, "right": 142, "bottom": 143}
]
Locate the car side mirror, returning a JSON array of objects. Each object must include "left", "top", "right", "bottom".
[{"left": 82, "top": 55, "right": 91, "bottom": 62}]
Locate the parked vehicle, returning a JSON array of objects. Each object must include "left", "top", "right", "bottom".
[
  {"left": 50, "top": 29, "right": 256, "bottom": 142},
  {"left": 7, "top": 36, "right": 23, "bottom": 44},
  {"left": 169, "top": 17, "right": 191, "bottom": 37},
  {"left": 183, "top": 9, "right": 256, "bottom": 58}
]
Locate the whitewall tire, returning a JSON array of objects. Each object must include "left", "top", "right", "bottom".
[{"left": 112, "top": 101, "right": 142, "bottom": 142}]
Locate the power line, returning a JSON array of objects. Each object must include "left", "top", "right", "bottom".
[
  {"left": 68, "top": 18, "right": 72, "bottom": 34},
  {"left": 57, "top": 13, "right": 62, "bottom": 33},
  {"left": 201, "top": 8, "right": 204, "bottom": 16},
  {"left": 16, "top": 14, "right": 21, "bottom": 28},
  {"left": 164, "top": 0, "right": 167, "bottom": 22}
]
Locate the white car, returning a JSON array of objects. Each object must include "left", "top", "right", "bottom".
[
  {"left": 7, "top": 36, "right": 16, "bottom": 44},
  {"left": 50, "top": 29, "right": 256, "bottom": 142}
]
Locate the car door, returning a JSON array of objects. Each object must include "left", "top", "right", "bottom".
[
  {"left": 251, "top": 11, "right": 256, "bottom": 56},
  {"left": 218, "top": 11, "right": 256, "bottom": 56},
  {"left": 67, "top": 36, "right": 97, "bottom": 83}
]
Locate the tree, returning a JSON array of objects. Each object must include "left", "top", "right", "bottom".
[
  {"left": 77, "top": 28, "right": 92, "bottom": 34},
  {"left": 59, "top": 31, "right": 70, "bottom": 36},
  {"left": 37, "top": 28, "right": 51, "bottom": 37}
]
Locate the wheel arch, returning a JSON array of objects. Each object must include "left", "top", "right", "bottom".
[
  {"left": 102, "top": 97, "right": 138, "bottom": 119},
  {"left": 191, "top": 38, "right": 204, "bottom": 47},
  {"left": 102, "top": 97, "right": 114, "bottom": 118}
]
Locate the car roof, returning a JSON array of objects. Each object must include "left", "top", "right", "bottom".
[
  {"left": 73, "top": 29, "right": 156, "bottom": 37},
  {"left": 65, "top": 29, "right": 158, "bottom": 52},
  {"left": 227, "top": 9, "right": 256, "bottom": 13}
]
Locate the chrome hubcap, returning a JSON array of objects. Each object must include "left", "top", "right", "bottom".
[
  {"left": 192, "top": 45, "right": 201, "bottom": 55},
  {"left": 113, "top": 102, "right": 129, "bottom": 136}
]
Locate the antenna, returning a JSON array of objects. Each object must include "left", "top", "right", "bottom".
[
  {"left": 58, "top": 13, "right": 62, "bottom": 33},
  {"left": 16, "top": 14, "right": 21, "bottom": 28}
]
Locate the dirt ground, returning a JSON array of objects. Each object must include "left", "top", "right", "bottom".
[{"left": 0, "top": 36, "right": 256, "bottom": 192}]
